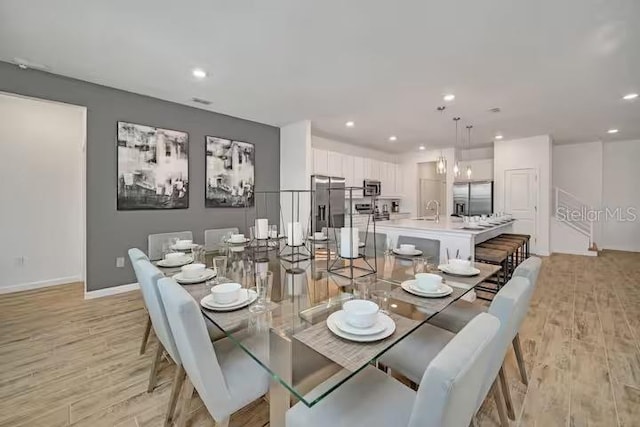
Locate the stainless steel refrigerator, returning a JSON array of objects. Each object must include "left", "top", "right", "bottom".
[
  {"left": 311, "top": 175, "right": 345, "bottom": 232},
  {"left": 452, "top": 181, "right": 493, "bottom": 216}
]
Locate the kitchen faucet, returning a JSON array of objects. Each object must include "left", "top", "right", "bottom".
[{"left": 426, "top": 200, "right": 440, "bottom": 223}]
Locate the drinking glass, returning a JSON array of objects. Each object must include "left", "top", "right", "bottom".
[
  {"left": 370, "top": 289, "right": 390, "bottom": 314},
  {"left": 269, "top": 224, "right": 278, "bottom": 239},
  {"left": 249, "top": 271, "right": 272, "bottom": 313},
  {"left": 249, "top": 226, "right": 256, "bottom": 242},
  {"left": 353, "top": 275, "right": 374, "bottom": 300},
  {"left": 192, "top": 246, "right": 206, "bottom": 264},
  {"left": 206, "top": 256, "right": 228, "bottom": 290},
  {"left": 412, "top": 257, "right": 427, "bottom": 275}
]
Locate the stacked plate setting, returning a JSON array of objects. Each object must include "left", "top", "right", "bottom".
[
  {"left": 392, "top": 243, "right": 423, "bottom": 257},
  {"left": 438, "top": 259, "right": 480, "bottom": 277},
  {"left": 200, "top": 287, "right": 258, "bottom": 312},
  {"left": 401, "top": 279, "right": 453, "bottom": 298},
  {"left": 327, "top": 300, "right": 396, "bottom": 342},
  {"left": 157, "top": 252, "right": 193, "bottom": 268},
  {"left": 172, "top": 263, "right": 216, "bottom": 284}
]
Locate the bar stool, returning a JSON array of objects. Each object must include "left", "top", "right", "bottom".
[
  {"left": 478, "top": 240, "right": 519, "bottom": 279},
  {"left": 474, "top": 247, "right": 509, "bottom": 292},
  {"left": 488, "top": 237, "right": 524, "bottom": 266},
  {"left": 500, "top": 233, "right": 531, "bottom": 258},
  {"left": 493, "top": 235, "right": 529, "bottom": 264}
]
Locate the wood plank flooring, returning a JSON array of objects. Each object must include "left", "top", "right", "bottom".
[{"left": 1, "top": 251, "right": 638, "bottom": 426}]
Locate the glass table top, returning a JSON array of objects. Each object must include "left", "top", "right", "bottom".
[{"left": 155, "top": 240, "right": 499, "bottom": 408}]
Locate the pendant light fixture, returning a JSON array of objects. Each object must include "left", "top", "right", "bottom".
[
  {"left": 453, "top": 117, "right": 461, "bottom": 178},
  {"left": 435, "top": 106, "right": 447, "bottom": 175},
  {"left": 466, "top": 125, "right": 473, "bottom": 179}
]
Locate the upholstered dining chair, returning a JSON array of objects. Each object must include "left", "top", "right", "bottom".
[
  {"left": 382, "top": 276, "right": 532, "bottom": 425},
  {"left": 429, "top": 256, "right": 542, "bottom": 386},
  {"left": 148, "top": 231, "right": 193, "bottom": 261},
  {"left": 133, "top": 259, "right": 187, "bottom": 426},
  {"left": 397, "top": 235, "right": 440, "bottom": 263},
  {"left": 286, "top": 313, "right": 500, "bottom": 427},
  {"left": 157, "top": 277, "right": 270, "bottom": 427},
  {"left": 128, "top": 248, "right": 153, "bottom": 355},
  {"left": 204, "top": 227, "right": 239, "bottom": 252}
]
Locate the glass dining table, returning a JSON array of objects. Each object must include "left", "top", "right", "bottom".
[{"left": 156, "top": 239, "right": 500, "bottom": 427}]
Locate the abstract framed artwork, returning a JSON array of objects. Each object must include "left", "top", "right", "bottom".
[
  {"left": 205, "top": 136, "right": 255, "bottom": 207},
  {"left": 117, "top": 121, "right": 189, "bottom": 210}
]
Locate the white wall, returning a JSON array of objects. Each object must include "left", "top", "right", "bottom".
[
  {"left": 602, "top": 140, "right": 640, "bottom": 252},
  {"left": 311, "top": 135, "right": 399, "bottom": 163},
  {"left": 399, "top": 148, "right": 455, "bottom": 217},
  {"left": 552, "top": 141, "right": 603, "bottom": 247},
  {"left": 494, "top": 135, "right": 552, "bottom": 255},
  {"left": 0, "top": 93, "right": 85, "bottom": 292},
  {"left": 280, "top": 121, "right": 312, "bottom": 232}
]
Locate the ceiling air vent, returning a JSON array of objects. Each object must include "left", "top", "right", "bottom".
[
  {"left": 192, "top": 97, "right": 212, "bottom": 105},
  {"left": 488, "top": 107, "right": 501, "bottom": 113}
]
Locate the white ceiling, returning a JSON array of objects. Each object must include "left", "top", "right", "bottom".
[{"left": 1, "top": 0, "right": 639, "bottom": 153}]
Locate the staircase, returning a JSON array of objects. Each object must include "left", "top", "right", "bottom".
[{"left": 552, "top": 187, "right": 598, "bottom": 255}]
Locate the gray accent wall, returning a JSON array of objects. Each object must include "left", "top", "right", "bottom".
[{"left": 0, "top": 61, "right": 280, "bottom": 291}]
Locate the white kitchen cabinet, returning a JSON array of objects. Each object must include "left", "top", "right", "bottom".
[
  {"left": 380, "top": 161, "right": 396, "bottom": 196},
  {"left": 342, "top": 154, "right": 355, "bottom": 186},
  {"left": 327, "top": 151, "right": 344, "bottom": 177},
  {"left": 458, "top": 159, "right": 493, "bottom": 182},
  {"left": 312, "top": 148, "right": 328, "bottom": 175},
  {"left": 394, "top": 163, "right": 404, "bottom": 196},
  {"left": 364, "top": 158, "right": 380, "bottom": 180},
  {"left": 352, "top": 156, "right": 365, "bottom": 188}
]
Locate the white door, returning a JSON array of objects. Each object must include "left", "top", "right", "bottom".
[{"left": 504, "top": 168, "right": 537, "bottom": 252}]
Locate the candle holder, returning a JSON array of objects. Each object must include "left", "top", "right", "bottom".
[{"left": 326, "top": 186, "right": 378, "bottom": 280}]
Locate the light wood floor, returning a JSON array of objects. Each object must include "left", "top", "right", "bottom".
[{"left": 1, "top": 252, "right": 638, "bottom": 426}]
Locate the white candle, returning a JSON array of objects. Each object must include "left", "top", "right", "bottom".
[
  {"left": 255, "top": 218, "right": 268, "bottom": 239},
  {"left": 287, "top": 222, "right": 303, "bottom": 246},
  {"left": 340, "top": 227, "right": 359, "bottom": 258}
]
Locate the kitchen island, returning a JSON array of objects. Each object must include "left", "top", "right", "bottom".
[{"left": 375, "top": 218, "right": 514, "bottom": 263}]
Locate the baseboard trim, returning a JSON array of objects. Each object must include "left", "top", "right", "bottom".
[
  {"left": 551, "top": 249, "right": 598, "bottom": 257},
  {"left": 84, "top": 282, "right": 139, "bottom": 300},
  {"left": 0, "top": 276, "right": 82, "bottom": 295}
]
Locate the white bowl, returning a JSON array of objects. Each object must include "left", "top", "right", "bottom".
[
  {"left": 414, "top": 273, "right": 442, "bottom": 292},
  {"left": 211, "top": 282, "right": 242, "bottom": 304},
  {"left": 343, "top": 299, "right": 379, "bottom": 329},
  {"left": 181, "top": 263, "right": 206, "bottom": 279},
  {"left": 229, "top": 234, "right": 245, "bottom": 243},
  {"left": 165, "top": 252, "right": 185, "bottom": 260},
  {"left": 175, "top": 239, "right": 193, "bottom": 249},
  {"left": 400, "top": 244, "right": 415, "bottom": 253},
  {"left": 449, "top": 259, "right": 471, "bottom": 270},
  {"left": 313, "top": 232, "right": 326, "bottom": 240}
]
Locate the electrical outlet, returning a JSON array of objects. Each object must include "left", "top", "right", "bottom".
[{"left": 116, "top": 257, "right": 125, "bottom": 268}]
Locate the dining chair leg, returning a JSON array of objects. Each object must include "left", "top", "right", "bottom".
[
  {"left": 512, "top": 333, "right": 528, "bottom": 385},
  {"left": 491, "top": 379, "right": 510, "bottom": 427},
  {"left": 176, "top": 376, "right": 195, "bottom": 427},
  {"left": 164, "top": 364, "right": 186, "bottom": 427},
  {"left": 499, "top": 365, "right": 516, "bottom": 420},
  {"left": 148, "top": 342, "right": 164, "bottom": 392},
  {"left": 139, "top": 314, "right": 152, "bottom": 355}
]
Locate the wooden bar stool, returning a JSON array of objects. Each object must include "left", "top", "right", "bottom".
[
  {"left": 475, "top": 247, "right": 509, "bottom": 293},
  {"left": 500, "top": 233, "right": 531, "bottom": 258},
  {"left": 490, "top": 237, "right": 525, "bottom": 265},
  {"left": 493, "top": 235, "right": 529, "bottom": 264},
  {"left": 478, "top": 240, "right": 519, "bottom": 280}
]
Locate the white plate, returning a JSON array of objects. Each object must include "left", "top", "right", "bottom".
[
  {"left": 156, "top": 256, "right": 193, "bottom": 268},
  {"left": 327, "top": 311, "right": 396, "bottom": 342},
  {"left": 200, "top": 289, "right": 258, "bottom": 311},
  {"left": 331, "top": 310, "right": 388, "bottom": 336},
  {"left": 401, "top": 280, "right": 453, "bottom": 298},
  {"left": 226, "top": 238, "right": 251, "bottom": 245},
  {"left": 171, "top": 243, "right": 199, "bottom": 251},
  {"left": 438, "top": 264, "right": 481, "bottom": 277},
  {"left": 308, "top": 236, "right": 328, "bottom": 242},
  {"left": 172, "top": 268, "right": 216, "bottom": 284},
  {"left": 392, "top": 248, "right": 423, "bottom": 257}
]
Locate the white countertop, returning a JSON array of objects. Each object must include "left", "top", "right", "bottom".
[{"left": 376, "top": 218, "right": 515, "bottom": 235}]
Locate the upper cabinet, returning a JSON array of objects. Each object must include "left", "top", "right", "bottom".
[
  {"left": 311, "top": 149, "right": 403, "bottom": 197},
  {"left": 457, "top": 159, "right": 494, "bottom": 182}
]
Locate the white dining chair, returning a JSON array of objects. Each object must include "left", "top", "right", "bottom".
[
  {"left": 286, "top": 313, "right": 501, "bottom": 427},
  {"left": 157, "top": 276, "right": 270, "bottom": 427},
  {"left": 148, "top": 231, "right": 193, "bottom": 261},
  {"left": 204, "top": 227, "right": 239, "bottom": 251},
  {"left": 429, "top": 256, "right": 542, "bottom": 386},
  {"left": 382, "top": 276, "right": 532, "bottom": 426},
  {"left": 128, "top": 248, "right": 152, "bottom": 355}
]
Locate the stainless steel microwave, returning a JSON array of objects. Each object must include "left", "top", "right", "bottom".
[{"left": 363, "top": 179, "right": 381, "bottom": 196}]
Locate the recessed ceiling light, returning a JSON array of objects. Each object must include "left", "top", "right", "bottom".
[
  {"left": 345, "top": 121, "right": 355, "bottom": 128},
  {"left": 607, "top": 129, "right": 619, "bottom": 134},
  {"left": 192, "top": 68, "right": 207, "bottom": 79},
  {"left": 623, "top": 93, "right": 638, "bottom": 100},
  {"left": 495, "top": 134, "right": 504, "bottom": 140},
  {"left": 419, "top": 145, "right": 426, "bottom": 150},
  {"left": 443, "top": 94, "right": 455, "bottom": 102},
  {"left": 388, "top": 136, "right": 398, "bottom": 142}
]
